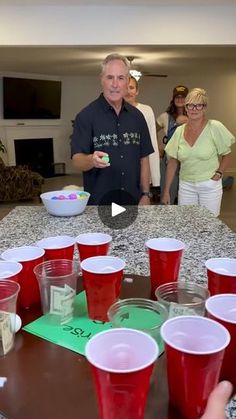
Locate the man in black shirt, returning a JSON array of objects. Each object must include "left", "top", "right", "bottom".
[{"left": 71, "top": 53, "right": 154, "bottom": 205}]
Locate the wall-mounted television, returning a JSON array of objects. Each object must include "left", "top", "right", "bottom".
[{"left": 3, "top": 77, "right": 61, "bottom": 119}]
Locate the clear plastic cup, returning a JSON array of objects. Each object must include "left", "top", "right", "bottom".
[
  {"left": 160, "top": 315, "right": 230, "bottom": 418},
  {"left": 145, "top": 237, "right": 185, "bottom": 299},
  {"left": 85, "top": 328, "right": 159, "bottom": 419},
  {"left": 76, "top": 232, "right": 112, "bottom": 262},
  {"left": 0, "top": 280, "right": 20, "bottom": 356},
  {"left": 108, "top": 298, "right": 168, "bottom": 354},
  {"left": 34, "top": 259, "right": 78, "bottom": 325},
  {"left": 155, "top": 281, "right": 209, "bottom": 318}
]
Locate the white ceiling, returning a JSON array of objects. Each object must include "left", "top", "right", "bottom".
[
  {"left": 0, "top": 1, "right": 234, "bottom": 78},
  {"left": 0, "top": 45, "right": 235, "bottom": 78}
]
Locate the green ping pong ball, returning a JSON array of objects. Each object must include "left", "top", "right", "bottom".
[{"left": 101, "top": 155, "right": 110, "bottom": 163}]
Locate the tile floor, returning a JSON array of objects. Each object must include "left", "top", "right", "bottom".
[{"left": 0, "top": 174, "right": 236, "bottom": 233}]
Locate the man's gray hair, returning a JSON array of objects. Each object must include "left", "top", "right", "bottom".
[{"left": 101, "top": 53, "right": 130, "bottom": 75}]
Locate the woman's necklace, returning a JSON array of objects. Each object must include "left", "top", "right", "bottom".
[{"left": 184, "top": 120, "right": 208, "bottom": 146}]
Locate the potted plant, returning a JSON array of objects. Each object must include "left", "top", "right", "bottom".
[
  {"left": 0, "top": 140, "right": 6, "bottom": 153},
  {"left": 0, "top": 140, "right": 6, "bottom": 165}
]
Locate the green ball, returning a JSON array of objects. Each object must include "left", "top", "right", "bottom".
[{"left": 101, "top": 155, "right": 110, "bottom": 163}]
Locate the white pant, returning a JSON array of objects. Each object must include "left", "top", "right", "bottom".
[{"left": 178, "top": 179, "right": 223, "bottom": 217}]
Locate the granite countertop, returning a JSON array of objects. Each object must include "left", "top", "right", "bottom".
[{"left": 1, "top": 204, "right": 236, "bottom": 286}]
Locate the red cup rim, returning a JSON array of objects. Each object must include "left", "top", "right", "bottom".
[
  {"left": 81, "top": 256, "right": 125, "bottom": 274},
  {"left": 0, "top": 260, "right": 23, "bottom": 278},
  {"left": 1, "top": 246, "right": 45, "bottom": 262},
  {"left": 145, "top": 237, "right": 185, "bottom": 252},
  {"left": 160, "top": 315, "right": 231, "bottom": 355},
  {"left": 206, "top": 294, "right": 236, "bottom": 324},
  {"left": 205, "top": 258, "right": 236, "bottom": 277},
  {"left": 35, "top": 235, "right": 76, "bottom": 250},
  {"left": 76, "top": 233, "right": 112, "bottom": 246},
  {"left": 85, "top": 328, "right": 159, "bottom": 373}
]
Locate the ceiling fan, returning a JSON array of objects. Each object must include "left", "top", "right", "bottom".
[{"left": 126, "top": 56, "right": 168, "bottom": 79}]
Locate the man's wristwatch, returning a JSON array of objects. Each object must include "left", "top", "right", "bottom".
[{"left": 141, "top": 192, "right": 153, "bottom": 198}]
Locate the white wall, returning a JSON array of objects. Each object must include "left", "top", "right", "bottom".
[
  {"left": 1, "top": 70, "right": 236, "bottom": 173},
  {"left": 61, "top": 76, "right": 102, "bottom": 172}
]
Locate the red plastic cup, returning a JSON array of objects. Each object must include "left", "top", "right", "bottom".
[
  {"left": 0, "top": 260, "right": 23, "bottom": 282},
  {"left": 206, "top": 294, "right": 236, "bottom": 391},
  {"left": 205, "top": 258, "right": 236, "bottom": 295},
  {"left": 145, "top": 238, "right": 185, "bottom": 299},
  {"left": 1, "top": 246, "right": 45, "bottom": 309},
  {"left": 35, "top": 235, "right": 76, "bottom": 260},
  {"left": 85, "top": 328, "right": 159, "bottom": 419},
  {"left": 160, "top": 316, "right": 230, "bottom": 418},
  {"left": 81, "top": 256, "right": 125, "bottom": 322},
  {"left": 76, "top": 233, "right": 112, "bottom": 262}
]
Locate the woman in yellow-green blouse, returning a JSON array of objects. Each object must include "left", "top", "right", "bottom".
[{"left": 161, "top": 88, "right": 235, "bottom": 216}]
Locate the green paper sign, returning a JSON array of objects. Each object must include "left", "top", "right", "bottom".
[
  {"left": 23, "top": 291, "right": 112, "bottom": 356},
  {"left": 23, "top": 291, "right": 164, "bottom": 357}
]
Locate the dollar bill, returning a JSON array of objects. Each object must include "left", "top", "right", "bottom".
[
  {"left": 50, "top": 286, "right": 66, "bottom": 315},
  {"left": 0, "top": 312, "right": 14, "bottom": 355},
  {"left": 50, "top": 285, "right": 75, "bottom": 323},
  {"left": 168, "top": 303, "right": 196, "bottom": 318},
  {"left": 60, "top": 292, "right": 75, "bottom": 324}
]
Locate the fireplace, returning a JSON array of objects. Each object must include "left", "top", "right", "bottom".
[{"left": 14, "top": 138, "right": 54, "bottom": 178}]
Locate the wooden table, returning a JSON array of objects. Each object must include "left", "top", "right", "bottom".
[
  {"left": 0, "top": 275, "right": 180, "bottom": 419},
  {"left": 1, "top": 205, "right": 236, "bottom": 418}
]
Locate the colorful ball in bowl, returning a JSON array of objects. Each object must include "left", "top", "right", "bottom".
[{"left": 40, "top": 190, "right": 90, "bottom": 216}]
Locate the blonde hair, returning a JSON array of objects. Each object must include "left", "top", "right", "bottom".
[
  {"left": 185, "top": 88, "right": 208, "bottom": 106},
  {"left": 101, "top": 53, "right": 130, "bottom": 76}
]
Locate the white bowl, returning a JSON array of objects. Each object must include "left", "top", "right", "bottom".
[{"left": 40, "top": 190, "right": 90, "bottom": 217}]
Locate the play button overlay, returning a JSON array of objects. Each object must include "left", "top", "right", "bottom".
[
  {"left": 112, "top": 202, "right": 126, "bottom": 217},
  {"left": 98, "top": 189, "right": 138, "bottom": 230}
]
